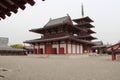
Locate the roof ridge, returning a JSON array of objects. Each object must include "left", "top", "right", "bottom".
[{"left": 44, "top": 15, "right": 72, "bottom": 28}]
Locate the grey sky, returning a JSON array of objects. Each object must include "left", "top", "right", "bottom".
[{"left": 0, "top": 0, "right": 120, "bottom": 45}]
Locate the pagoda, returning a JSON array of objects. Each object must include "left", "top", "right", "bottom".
[{"left": 24, "top": 5, "right": 97, "bottom": 54}]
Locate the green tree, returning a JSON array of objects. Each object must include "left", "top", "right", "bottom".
[{"left": 10, "top": 44, "right": 23, "bottom": 49}]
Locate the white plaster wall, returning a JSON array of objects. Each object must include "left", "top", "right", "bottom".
[
  {"left": 68, "top": 44, "right": 71, "bottom": 54},
  {"left": 35, "top": 44, "right": 39, "bottom": 54},
  {"left": 52, "top": 44, "right": 59, "bottom": 54},
  {"left": 37, "top": 45, "right": 40, "bottom": 54},
  {"left": 60, "top": 43, "right": 66, "bottom": 54},
  {"left": 80, "top": 44, "right": 83, "bottom": 54},
  {"left": 72, "top": 44, "right": 76, "bottom": 54},
  {"left": 40, "top": 44, "right": 45, "bottom": 54},
  {"left": 77, "top": 44, "right": 79, "bottom": 54},
  {"left": 35, "top": 44, "right": 38, "bottom": 49}
]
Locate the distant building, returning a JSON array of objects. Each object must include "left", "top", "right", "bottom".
[
  {"left": 0, "top": 37, "right": 26, "bottom": 55},
  {"left": 92, "top": 41, "right": 106, "bottom": 54},
  {"left": 0, "top": 37, "right": 8, "bottom": 47}
]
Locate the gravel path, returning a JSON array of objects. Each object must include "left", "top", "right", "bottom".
[{"left": 0, "top": 54, "right": 120, "bottom": 80}]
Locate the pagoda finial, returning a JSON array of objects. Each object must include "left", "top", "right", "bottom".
[{"left": 81, "top": 3, "right": 84, "bottom": 17}]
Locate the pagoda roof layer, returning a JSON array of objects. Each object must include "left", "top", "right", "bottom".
[
  {"left": 73, "top": 16, "right": 94, "bottom": 23},
  {"left": 0, "top": 0, "right": 35, "bottom": 20},
  {"left": 75, "top": 23, "right": 95, "bottom": 28},
  {"left": 24, "top": 36, "right": 95, "bottom": 46},
  {"left": 87, "top": 29, "right": 96, "bottom": 34},
  {"left": 76, "top": 35, "right": 97, "bottom": 40}
]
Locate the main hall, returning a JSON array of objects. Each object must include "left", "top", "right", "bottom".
[{"left": 24, "top": 13, "right": 96, "bottom": 54}]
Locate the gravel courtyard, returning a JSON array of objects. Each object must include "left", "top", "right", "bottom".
[{"left": 0, "top": 54, "right": 120, "bottom": 80}]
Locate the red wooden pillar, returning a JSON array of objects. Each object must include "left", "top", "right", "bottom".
[
  {"left": 71, "top": 42, "right": 73, "bottom": 54},
  {"left": 58, "top": 41, "right": 60, "bottom": 55},
  {"left": 87, "top": 47, "right": 90, "bottom": 54},
  {"left": 38, "top": 44, "right": 40, "bottom": 54},
  {"left": 45, "top": 43, "right": 52, "bottom": 54},
  {"left": 66, "top": 41, "right": 68, "bottom": 54},
  {"left": 111, "top": 48, "right": 116, "bottom": 61},
  {"left": 90, "top": 47, "right": 92, "bottom": 53}
]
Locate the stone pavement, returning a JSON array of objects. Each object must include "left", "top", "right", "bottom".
[{"left": 0, "top": 54, "right": 120, "bottom": 80}]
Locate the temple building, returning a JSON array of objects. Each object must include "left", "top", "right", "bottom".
[
  {"left": 24, "top": 5, "right": 97, "bottom": 54},
  {"left": 24, "top": 15, "right": 96, "bottom": 54}
]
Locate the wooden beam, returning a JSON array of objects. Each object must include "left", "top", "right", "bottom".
[
  {"left": 0, "top": 1, "right": 7, "bottom": 9},
  {"left": 0, "top": 12, "right": 6, "bottom": 19},
  {"left": 27, "top": 0, "right": 35, "bottom": 6},
  {"left": 0, "top": 0, "right": 18, "bottom": 13},
  {"left": 0, "top": 0, "right": 36, "bottom": 20},
  {"left": 20, "top": 0, "right": 28, "bottom": 4},
  {"left": 10, "top": 0, "right": 26, "bottom": 10},
  {"left": 0, "top": 6, "right": 11, "bottom": 16}
]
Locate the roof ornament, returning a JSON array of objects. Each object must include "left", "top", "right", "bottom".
[
  {"left": 81, "top": 3, "right": 84, "bottom": 17},
  {"left": 49, "top": 18, "right": 52, "bottom": 21},
  {"left": 66, "top": 14, "right": 70, "bottom": 16}
]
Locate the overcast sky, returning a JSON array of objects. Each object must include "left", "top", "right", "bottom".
[{"left": 0, "top": 0, "right": 120, "bottom": 45}]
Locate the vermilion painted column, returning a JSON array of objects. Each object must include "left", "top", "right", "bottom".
[
  {"left": 58, "top": 41, "right": 60, "bottom": 55},
  {"left": 71, "top": 42, "right": 73, "bottom": 54},
  {"left": 87, "top": 47, "right": 90, "bottom": 54},
  {"left": 89, "top": 47, "right": 92, "bottom": 53},
  {"left": 66, "top": 41, "right": 68, "bottom": 54},
  {"left": 111, "top": 48, "right": 116, "bottom": 61}
]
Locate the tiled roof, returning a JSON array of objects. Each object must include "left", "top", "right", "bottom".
[
  {"left": 44, "top": 15, "right": 73, "bottom": 28},
  {"left": 24, "top": 36, "right": 70, "bottom": 43},
  {"left": 29, "top": 15, "right": 93, "bottom": 34},
  {"left": 93, "top": 41, "right": 103, "bottom": 46},
  {"left": 24, "top": 36, "right": 95, "bottom": 45},
  {"left": 29, "top": 24, "right": 86, "bottom": 34},
  {"left": 92, "top": 41, "right": 106, "bottom": 48},
  {"left": 73, "top": 16, "right": 94, "bottom": 23},
  {"left": 87, "top": 29, "right": 96, "bottom": 34},
  {"left": 75, "top": 23, "right": 95, "bottom": 28},
  {"left": 76, "top": 35, "right": 97, "bottom": 40}
]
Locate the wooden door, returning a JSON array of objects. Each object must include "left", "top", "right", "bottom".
[
  {"left": 45, "top": 44, "right": 52, "bottom": 54},
  {"left": 59, "top": 48, "right": 64, "bottom": 54}
]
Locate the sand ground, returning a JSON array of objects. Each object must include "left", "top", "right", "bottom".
[{"left": 0, "top": 54, "right": 120, "bottom": 80}]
